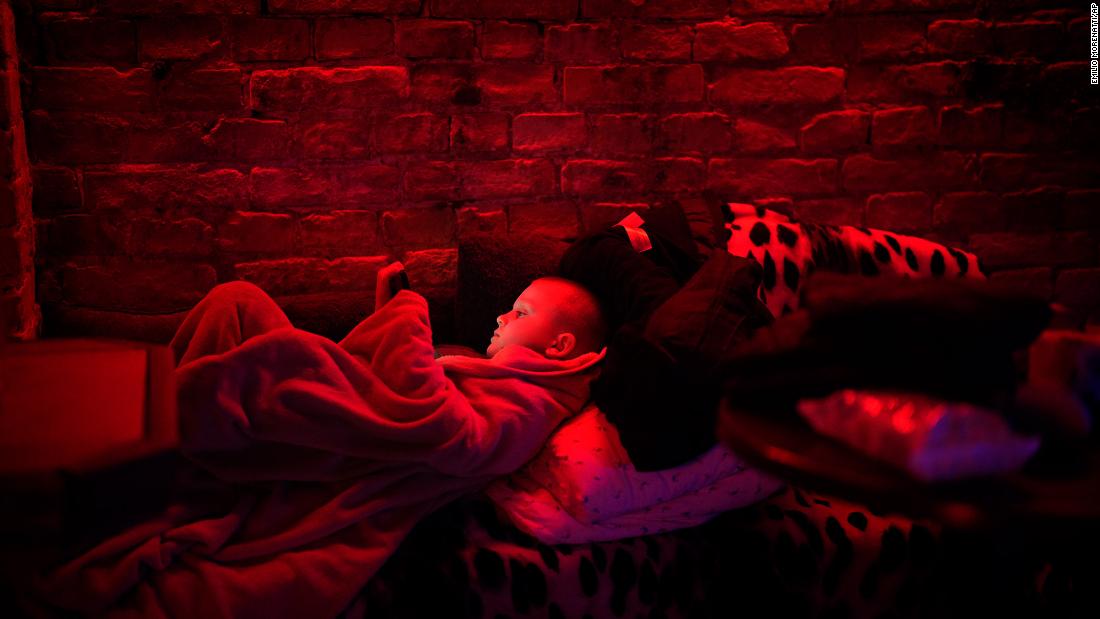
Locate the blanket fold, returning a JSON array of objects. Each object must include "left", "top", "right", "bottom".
[{"left": 38, "top": 290, "right": 603, "bottom": 619}]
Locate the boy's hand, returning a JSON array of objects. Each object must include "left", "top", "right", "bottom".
[{"left": 375, "top": 261, "right": 407, "bottom": 312}]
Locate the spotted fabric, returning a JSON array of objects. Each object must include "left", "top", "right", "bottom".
[
  {"left": 345, "top": 484, "right": 1086, "bottom": 618},
  {"left": 722, "top": 204, "right": 986, "bottom": 319}
]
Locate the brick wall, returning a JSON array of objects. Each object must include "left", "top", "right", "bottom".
[
  {"left": 15, "top": 0, "right": 1100, "bottom": 344},
  {"left": 2, "top": 0, "right": 36, "bottom": 341}
]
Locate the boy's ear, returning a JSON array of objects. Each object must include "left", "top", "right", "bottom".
[{"left": 544, "top": 332, "right": 577, "bottom": 359}]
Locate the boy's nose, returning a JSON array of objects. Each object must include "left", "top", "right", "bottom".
[{"left": 496, "top": 314, "right": 507, "bottom": 327}]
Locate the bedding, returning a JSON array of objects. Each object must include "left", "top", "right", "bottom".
[
  {"left": 36, "top": 285, "right": 603, "bottom": 619},
  {"left": 486, "top": 404, "right": 783, "bottom": 543},
  {"left": 353, "top": 484, "right": 1077, "bottom": 619},
  {"left": 722, "top": 203, "right": 986, "bottom": 318}
]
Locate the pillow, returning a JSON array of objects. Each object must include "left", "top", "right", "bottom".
[
  {"left": 490, "top": 405, "right": 782, "bottom": 530},
  {"left": 723, "top": 203, "right": 986, "bottom": 318}
]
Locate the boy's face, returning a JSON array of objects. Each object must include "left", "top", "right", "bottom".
[{"left": 487, "top": 279, "right": 576, "bottom": 359}]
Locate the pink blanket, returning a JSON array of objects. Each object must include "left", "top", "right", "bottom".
[{"left": 40, "top": 291, "right": 603, "bottom": 618}]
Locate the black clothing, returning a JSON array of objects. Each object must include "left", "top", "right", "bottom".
[{"left": 560, "top": 205, "right": 773, "bottom": 471}]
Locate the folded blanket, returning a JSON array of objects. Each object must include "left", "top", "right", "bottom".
[{"left": 38, "top": 291, "right": 603, "bottom": 619}]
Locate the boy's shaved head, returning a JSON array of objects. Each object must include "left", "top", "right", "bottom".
[
  {"left": 487, "top": 276, "right": 607, "bottom": 359},
  {"left": 533, "top": 277, "right": 607, "bottom": 356}
]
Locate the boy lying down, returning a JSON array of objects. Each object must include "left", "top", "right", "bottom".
[{"left": 39, "top": 264, "right": 606, "bottom": 619}]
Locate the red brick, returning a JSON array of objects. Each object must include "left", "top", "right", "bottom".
[
  {"left": 160, "top": 68, "right": 244, "bottom": 111},
  {"left": 620, "top": 24, "right": 692, "bottom": 61},
  {"left": 250, "top": 67, "right": 408, "bottom": 112},
  {"left": 47, "top": 18, "right": 135, "bottom": 64},
  {"left": 835, "top": 0, "right": 972, "bottom": 12},
  {"left": 409, "top": 63, "right": 476, "bottom": 105},
  {"left": 871, "top": 106, "right": 936, "bottom": 149},
  {"left": 1054, "top": 269, "right": 1100, "bottom": 315},
  {"left": 134, "top": 116, "right": 222, "bottom": 163},
  {"left": 217, "top": 211, "right": 297, "bottom": 254},
  {"left": 61, "top": 261, "right": 218, "bottom": 313},
  {"left": 510, "top": 201, "right": 580, "bottom": 240},
  {"left": 546, "top": 23, "right": 617, "bottom": 64},
  {"left": 457, "top": 205, "right": 508, "bottom": 238},
  {"left": 733, "top": 119, "right": 796, "bottom": 154},
  {"left": 793, "top": 197, "right": 862, "bottom": 226},
  {"left": 232, "top": 18, "right": 310, "bottom": 61},
  {"left": 381, "top": 207, "right": 456, "bottom": 249},
  {"left": 865, "top": 192, "right": 932, "bottom": 232},
  {"left": 31, "top": 67, "right": 154, "bottom": 112},
  {"left": 926, "top": 19, "right": 992, "bottom": 57},
  {"left": 968, "top": 231, "right": 1094, "bottom": 269},
  {"left": 35, "top": 214, "right": 116, "bottom": 257},
  {"left": 31, "top": 166, "right": 81, "bottom": 216},
  {"left": 25, "top": 119, "right": 93, "bottom": 164},
  {"left": 457, "top": 159, "right": 556, "bottom": 199},
  {"left": 315, "top": 19, "right": 393, "bottom": 60},
  {"left": 300, "top": 210, "right": 382, "bottom": 256},
  {"left": 653, "top": 157, "right": 705, "bottom": 193},
  {"left": 250, "top": 164, "right": 400, "bottom": 209},
  {"left": 404, "top": 161, "right": 459, "bottom": 202},
  {"left": 658, "top": 113, "right": 731, "bottom": 154},
  {"left": 1002, "top": 106, "right": 1062, "bottom": 150},
  {"left": 236, "top": 257, "right": 388, "bottom": 295},
  {"left": 592, "top": 114, "right": 650, "bottom": 156},
  {"left": 938, "top": 104, "right": 1001, "bottom": 148},
  {"left": 800, "top": 110, "right": 870, "bottom": 153},
  {"left": 979, "top": 154, "right": 1100, "bottom": 192},
  {"left": 99, "top": 0, "right": 258, "bottom": 14},
  {"left": 732, "top": 0, "right": 829, "bottom": 15},
  {"left": 565, "top": 65, "right": 703, "bottom": 105},
  {"left": 994, "top": 21, "right": 1064, "bottom": 59},
  {"left": 32, "top": 1, "right": 88, "bottom": 9},
  {"left": 430, "top": 0, "right": 575, "bottom": 20},
  {"left": 933, "top": 191, "right": 1006, "bottom": 235},
  {"left": 0, "top": 133, "right": 12, "bottom": 179},
  {"left": 404, "top": 249, "right": 458, "bottom": 297},
  {"left": 477, "top": 65, "right": 557, "bottom": 106},
  {"left": 139, "top": 16, "right": 223, "bottom": 59},
  {"left": 450, "top": 113, "right": 509, "bottom": 154},
  {"left": 708, "top": 158, "right": 837, "bottom": 197},
  {"left": 0, "top": 187, "right": 16, "bottom": 228},
  {"left": 789, "top": 23, "right": 848, "bottom": 65},
  {"left": 1064, "top": 190, "right": 1100, "bottom": 229},
  {"left": 848, "top": 61, "right": 966, "bottom": 102},
  {"left": 204, "top": 118, "right": 290, "bottom": 161},
  {"left": 84, "top": 165, "right": 248, "bottom": 211},
  {"left": 127, "top": 217, "right": 215, "bottom": 257},
  {"left": 373, "top": 112, "right": 449, "bottom": 154},
  {"left": 582, "top": 0, "right": 727, "bottom": 19},
  {"left": 710, "top": 67, "right": 844, "bottom": 106},
  {"left": 480, "top": 21, "right": 541, "bottom": 60},
  {"left": 1001, "top": 187, "right": 1064, "bottom": 231},
  {"left": 270, "top": 0, "right": 418, "bottom": 14},
  {"left": 0, "top": 75, "right": 8, "bottom": 130},
  {"left": 296, "top": 117, "right": 371, "bottom": 160},
  {"left": 396, "top": 19, "right": 475, "bottom": 59},
  {"left": 855, "top": 19, "right": 926, "bottom": 62},
  {"left": 694, "top": 22, "right": 789, "bottom": 62},
  {"left": 513, "top": 113, "right": 587, "bottom": 153},
  {"left": 1068, "top": 107, "right": 1100, "bottom": 152},
  {"left": 562, "top": 160, "right": 649, "bottom": 196},
  {"left": 580, "top": 202, "right": 649, "bottom": 232},
  {"left": 1040, "top": 62, "right": 1090, "bottom": 105},
  {"left": 843, "top": 153, "right": 975, "bottom": 192}
]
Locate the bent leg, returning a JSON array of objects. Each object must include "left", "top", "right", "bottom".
[{"left": 170, "top": 281, "right": 292, "bottom": 367}]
